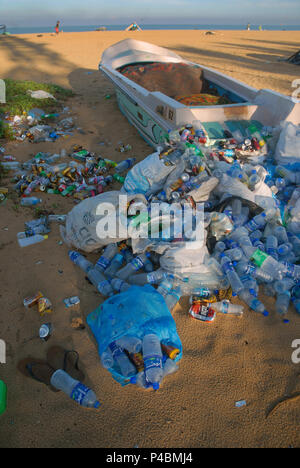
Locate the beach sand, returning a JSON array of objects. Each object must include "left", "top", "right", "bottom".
[{"left": 0, "top": 30, "right": 299, "bottom": 448}]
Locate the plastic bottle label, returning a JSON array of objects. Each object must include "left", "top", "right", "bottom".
[
  {"left": 144, "top": 356, "right": 163, "bottom": 371},
  {"left": 131, "top": 256, "right": 145, "bottom": 271},
  {"left": 251, "top": 249, "right": 268, "bottom": 268},
  {"left": 96, "top": 256, "right": 110, "bottom": 270},
  {"left": 71, "top": 383, "right": 90, "bottom": 405},
  {"left": 222, "top": 261, "right": 234, "bottom": 274},
  {"left": 220, "top": 301, "right": 229, "bottom": 314}
]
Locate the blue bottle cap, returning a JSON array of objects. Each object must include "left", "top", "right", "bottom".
[
  {"left": 263, "top": 310, "right": 269, "bottom": 317},
  {"left": 130, "top": 376, "right": 137, "bottom": 384},
  {"left": 94, "top": 401, "right": 101, "bottom": 409},
  {"left": 283, "top": 319, "right": 290, "bottom": 324},
  {"left": 153, "top": 382, "right": 160, "bottom": 390},
  {"left": 232, "top": 292, "right": 237, "bottom": 297}
]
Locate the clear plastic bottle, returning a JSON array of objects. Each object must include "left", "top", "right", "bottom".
[
  {"left": 108, "top": 341, "right": 136, "bottom": 377},
  {"left": 95, "top": 243, "right": 118, "bottom": 273},
  {"left": 277, "top": 243, "right": 293, "bottom": 257},
  {"left": 18, "top": 234, "right": 48, "bottom": 248},
  {"left": 87, "top": 268, "right": 114, "bottom": 296},
  {"left": 69, "top": 250, "right": 93, "bottom": 273},
  {"left": 142, "top": 333, "right": 163, "bottom": 390},
  {"left": 292, "top": 297, "right": 300, "bottom": 314},
  {"left": 50, "top": 369, "right": 101, "bottom": 408},
  {"left": 244, "top": 212, "right": 267, "bottom": 233},
  {"left": 128, "top": 269, "right": 166, "bottom": 286},
  {"left": 280, "top": 262, "right": 300, "bottom": 281},
  {"left": 156, "top": 275, "right": 175, "bottom": 298},
  {"left": 20, "top": 197, "right": 42, "bottom": 206},
  {"left": 162, "top": 358, "right": 179, "bottom": 378},
  {"left": 110, "top": 278, "right": 131, "bottom": 293},
  {"left": 164, "top": 286, "right": 182, "bottom": 312},
  {"left": 104, "top": 253, "right": 124, "bottom": 278},
  {"left": 115, "top": 158, "right": 136, "bottom": 173},
  {"left": 266, "top": 235, "right": 279, "bottom": 260},
  {"left": 223, "top": 247, "right": 243, "bottom": 261},
  {"left": 210, "top": 299, "right": 244, "bottom": 316},
  {"left": 220, "top": 254, "right": 244, "bottom": 294},
  {"left": 273, "top": 278, "right": 295, "bottom": 294},
  {"left": 274, "top": 226, "right": 289, "bottom": 246},
  {"left": 275, "top": 291, "right": 291, "bottom": 316},
  {"left": 239, "top": 289, "right": 268, "bottom": 315},
  {"left": 116, "top": 253, "right": 151, "bottom": 280},
  {"left": 115, "top": 335, "right": 142, "bottom": 354},
  {"left": 100, "top": 348, "right": 114, "bottom": 369}
]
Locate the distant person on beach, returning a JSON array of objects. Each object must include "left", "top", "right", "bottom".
[{"left": 55, "top": 21, "right": 60, "bottom": 35}]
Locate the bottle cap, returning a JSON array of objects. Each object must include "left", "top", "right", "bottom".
[
  {"left": 94, "top": 401, "right": 101, "bottom": 409},
  {"left": 263, "top": 310, "right": 269, "bottom": 317},
  {"left": 152, "top": 382, "right": 160, "bottom": 390}
]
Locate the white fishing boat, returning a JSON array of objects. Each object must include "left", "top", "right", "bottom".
[{"left": 99, "top": 38, "right": 300, "bottom": 147}]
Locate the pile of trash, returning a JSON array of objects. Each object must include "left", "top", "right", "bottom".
[
  {"left": 1, "top": 106, "right": 75, "bottom": 142},
  {"left": 1, "top": 147, "right": 136, "bottom": 207},
  {"left": 2, "top": 118, "right": 300, "bottom": 394},
  {"left": 59, "top": 120, "right": 299, "bottom": 390}
]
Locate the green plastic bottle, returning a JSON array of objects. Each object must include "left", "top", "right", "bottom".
[{"left": 0, "top": 380, "right": 7, "bottom": 415}]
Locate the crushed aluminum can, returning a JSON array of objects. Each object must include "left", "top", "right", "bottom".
[{"left": 39, "top": 323, "right": 53, "bottom": 341}]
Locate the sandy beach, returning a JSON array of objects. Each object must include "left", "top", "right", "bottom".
[{"left": 0, "top": 29, "right": 300, "bottom": 448}]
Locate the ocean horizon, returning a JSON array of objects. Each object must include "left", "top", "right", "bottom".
[{"left": 4, "top": 24, "right": 300, "bottom": 35}]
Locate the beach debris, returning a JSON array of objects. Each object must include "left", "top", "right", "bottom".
[
  {"left": 235, "top": 400, "right": 247, "bottom": 408},
  {"left": 27, "top": 90, "right": 56, "bottom": 100},
  {"left": 39, "top": 323, "right": 53, "bottom": 341},
  {"left": 23, "top": 292, "right": 53, "bottom": 316},
  {"left": 64, "top": 296, "right": 80, "bottom": 308}
]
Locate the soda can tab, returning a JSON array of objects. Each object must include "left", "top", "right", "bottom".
[
  {"left": 64, "top": 296, "right": 80, "bottom": 308},
  {"left": 23, "top": 291, "right": 44, "bottom": 308},
  {"left": 38, "top": 297, "right": 53, "bottom": 316}
]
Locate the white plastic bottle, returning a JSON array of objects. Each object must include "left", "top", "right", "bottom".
[
  {"left": 164, "top": 286, "right": 182, "bottom": 312},
  {"left": 142, "top": 333, "right": 163, "bottom": 390},
  {"left": 110, "top": 278, "right": 132, "bottom": 293},
  {"left": 69, "top": 250, "right": 94, "bottom": 273},
  {"left": 50, "top": 369, "right": 101, "bottom": 408},
  {"left": 209, "top": 300, "right": 244, "bottom": 316},
  {"left": 115, "top": 335, "right": 142, "bottom": 354},
  {"left": 116, "top": 253, "right": 150, "bottom": 280},
  {"left": 95, "top": 243, "right": 118, "bottom": 273}
]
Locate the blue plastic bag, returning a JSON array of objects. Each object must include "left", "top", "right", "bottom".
[{"left": 87, "top": 285, "right": 183, "bottom": 386}]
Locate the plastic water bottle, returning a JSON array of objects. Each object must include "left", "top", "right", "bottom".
[
  {"left": 250, "top": 249, "right": 285, "bottom": 280},
  {"left": 274, "top": 278, "right": 295, "bottom": 294},
  {"left": 104, "top": 253, "right": 124, "bottom": 278},
  {"left": 116, "top": 253, "right": 151, "bottom": 280},
  {"left": 164, "top": 286, "right": 182, "bottom": 312},
  {"left": 266, "top": 235, "right": 279, "bottom": 260},
  {"left": 239, "top": 289, "right": 268, "bottom": 315},
  {"left": 95, "top": 243, "right": 118, "bottom": 273},
  {"left": 100, "top": 348, "right": 114, "bottom": 369},
  {"left": 108, "top": 341, "right": 136, "bottom": 377},
  {"left": 142, "top": 333, "right": 163, "bottom": 390},
  {"left": 87, "top": 268, "right": 114, "bottom": 296},
  {"left": 20, "top": 197, "right": 42, "bottom": 206},
  {"left": 280, "top": 262, "right": 300, "bottom": 281},
  {"left": 115, "top": 158, "right": 136, "bottom": 173},
  {"left": 50, "top": 369, "right": 101, "bottom": 408},
  {"left": 115, "top": 335, "right": 142, "bottom": 354},
  {"left": 162, "top": 358, "right": 179, "bottom": 378},
  {"left": 277, "top": 243, "right": 293, "bottom": 257},
  {"left": 128, "top": 269, "right": 166, "bottom": 286},
  {"left": 156, "top": 275, "right": 175, "bottom": 298},
  {"left": 274, "top": 226, "right": 289, "bottom": 245},
  {"left": 276, "top": 291, "right": 291, "bottom": 316},
  {"left": 209, "top": 300, "right": 244, "bottom": 316},
  {"left": 223, "top": 247, "right": 243, "bottom": 261},
  {"left": 110, "top": 278, "right": 131, "bottom": 293},
  {"left": 249, "top": 230, "right": 263, "bottom": 242},
  {"left": 244, "top": 212, "right": 267, "bottom": 232},
  {"left": 69, "top": 250, "right": 93, "bottom": 273},
  {"left": 220, "top": 254, "right": 244, "bottom": 293},
  {"left": 18, "top": 234, "right": 48, "bottom": 248}
]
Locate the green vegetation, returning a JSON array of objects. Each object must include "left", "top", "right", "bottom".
[{"left": 0, "top": 79, "right": 74, "bottom": 138}]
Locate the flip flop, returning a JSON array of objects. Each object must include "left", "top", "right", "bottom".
[
  {"left": 17, "top": 357, "right": 59, "bottom": 392},
  {"left": 46, "top": 346, "right": 85, "bottom": 382}
]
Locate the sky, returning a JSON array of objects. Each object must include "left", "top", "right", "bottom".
[{"left": 1, "top": 0, "right": 300, "bottom": 27}]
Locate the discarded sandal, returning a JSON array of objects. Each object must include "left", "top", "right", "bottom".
[
  {"left": 17, "top": 357, "right": 59, "bottom": 392},
  {"left": 46, "top": 346, "right": 85, "bottom": 381}
]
